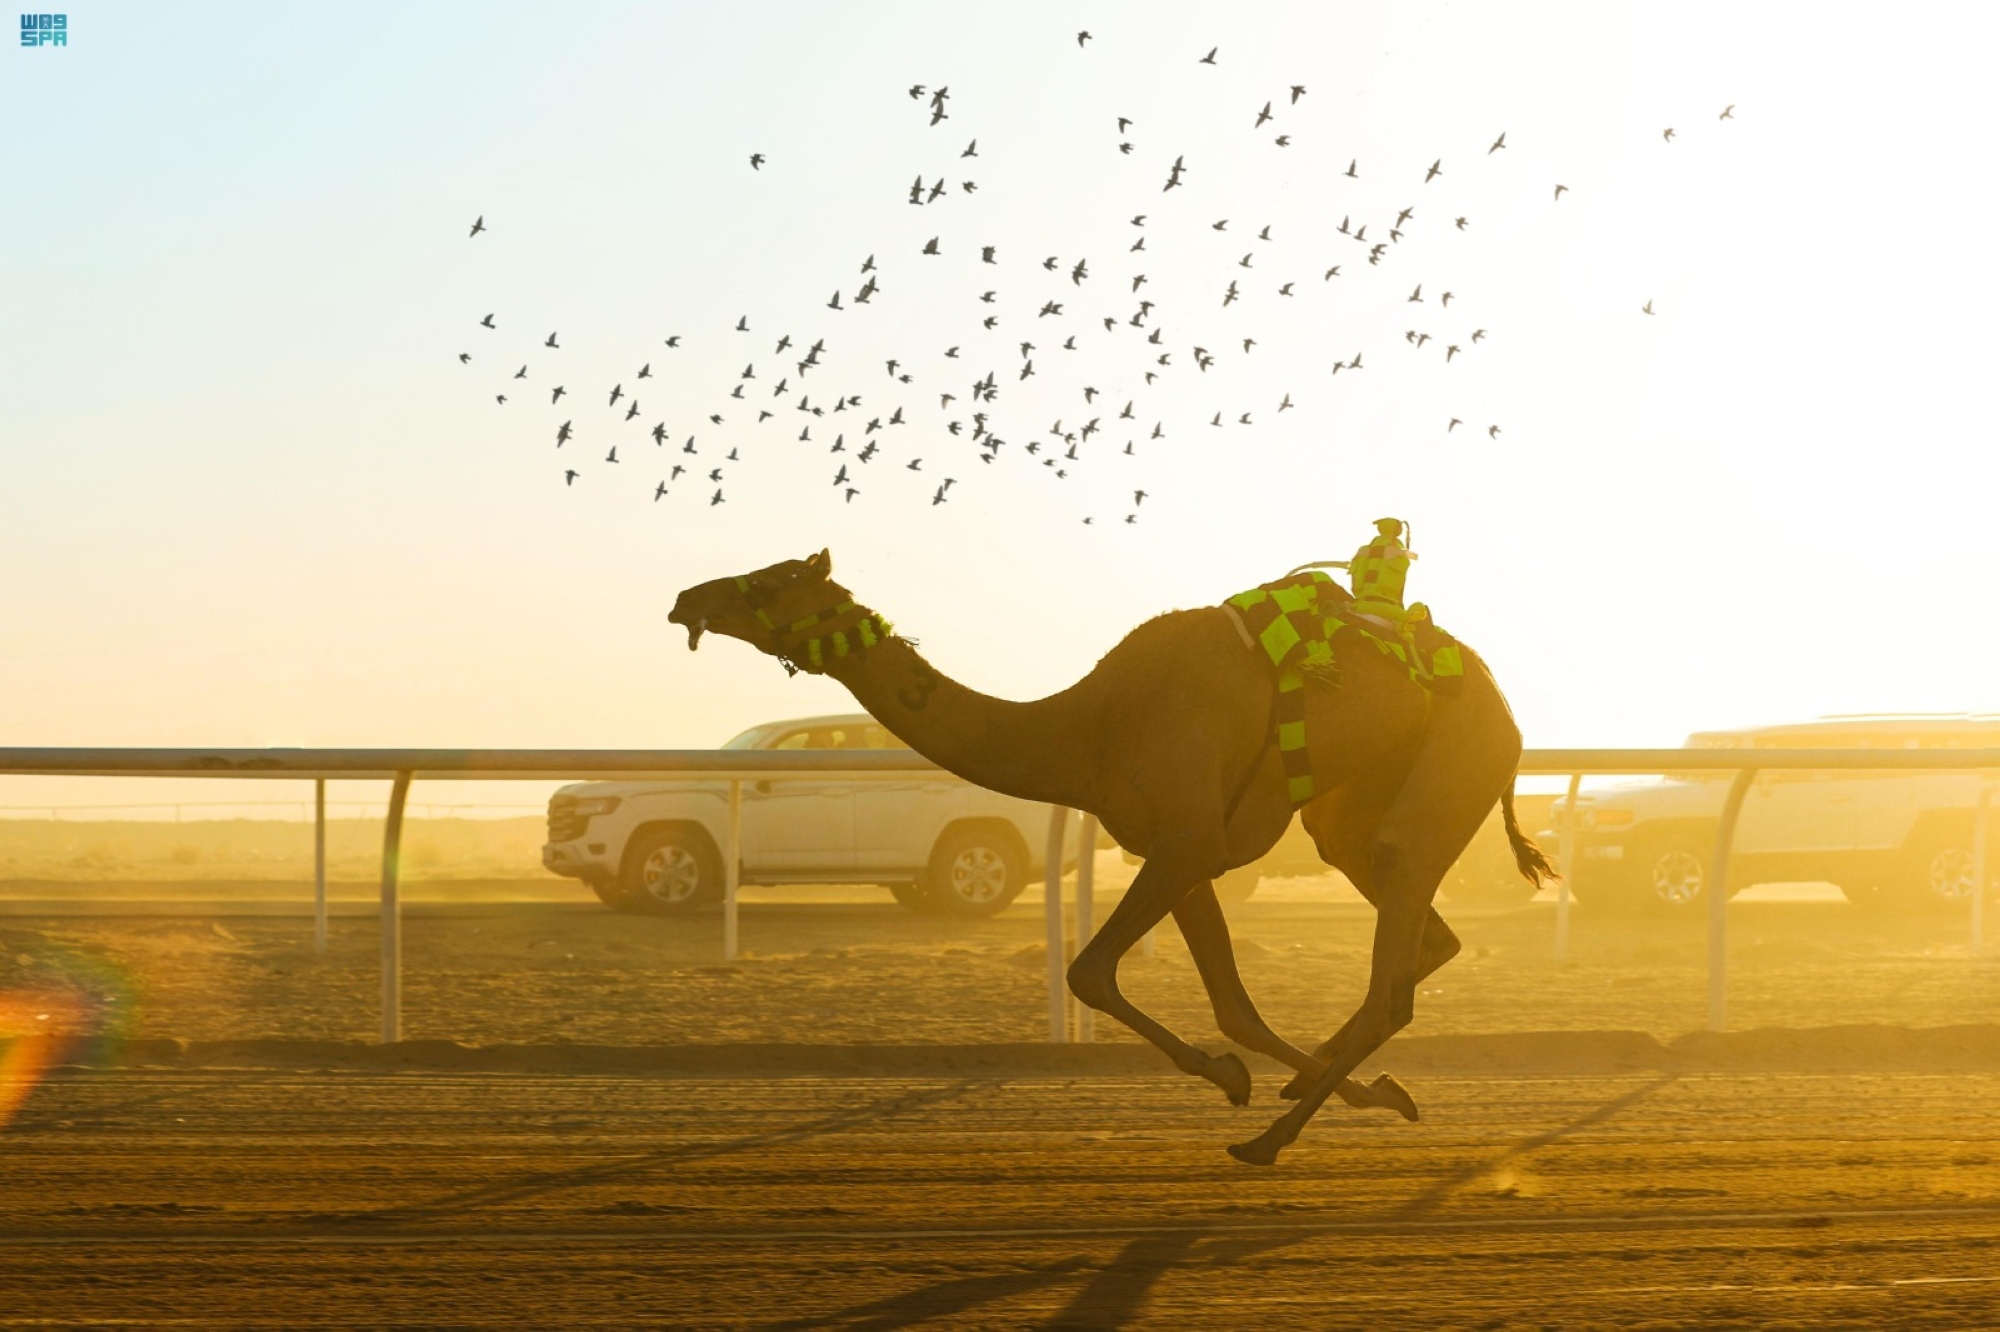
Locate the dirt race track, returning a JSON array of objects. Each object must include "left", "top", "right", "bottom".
[{"left": 8, "top": 1060, "right": 2000, "bottom": 1328}]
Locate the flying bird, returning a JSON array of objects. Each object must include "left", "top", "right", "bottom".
[
  {"left": 962, "top": 139, "right": 977, "bottom": 157},
  {"left": 1455, "top": 216, "right": 1468, "bottom": 230},
  {"left": 1077, "top": 29, "right": 1090, "bottom": 45},
  {"left": 468, "top": 215, "right": 486, "bottom": 237},
  {"left": 1199, "top": 46, "right": 1217, "bottom": 64},
  {"left": 922, "top": 236, "right": 940, "bottom": 255},
  {"left": 1345, "top": 159, "right": 1358, "bottom": 178},
  {"left": 625, "top": 401, "right": 640, "bottom": 420},
  {"left": 1489, "top": 131, "right": 1507, "bottom": 153},
  {"left": 1642, "top": 299, "right": 1655, "bottom": 314},
  {"left": 1553, "top": 184, "right": 1568, "bottom": 200},
  {"left": 1448, "top": 418, "right": 1461, "bottom": 432},
  {"left": 1488, "top": 424, "right": 1501, "bottom": 439},
  {"left": 514, "top": 365, "right": 527, "bottom": 378},
  {"left": 1274, "top": 134, "right": 1290, "bottom": 147},
  {"left": 1290, "top": 85, "right": 1306, "bottom": 103},
  {"left": 1662, "top": 127, "right": 1675, "bottom": 142},
  {"left": 636, "top": 363, "right": 652, "bottom": 379},
  {"left": 605, "top": 446, "right": 619, "bottom": 464},
  {"left": 608, "top": 384, "right": 624, "bottom": 406},
  {"left": 1720, "top": 104, "right": 1735, "bottom": 120},
  {"left": 654, "top": 481, "right": 668, "bottom": 500},
  {"left": 564, "top": 469, "right": 578, "bottom": 486},
  {"left": 1255, "top": 101, "right": 1273, "bottom": 127},
  {"left": 736, "top": 315, "right": 749, "bottom": 332},
  {"left": 494, "top": 394, "right": 506, "bottom": 404},
  {"left": 711, "top": 490, "right": 724, "bottom": 505},
  {"left": 1163, "top": 155, "right": 1186, "bottom": 191},
  {"left": 1071, "top": 258, "right": 1089, "bottom": 284},
  {"left": 749, "top": 153, "right": 765, "bottom": 169},
  {"left": 457, "top": 352, "right": 470, "bottom": 364},
  {"left": 550, "top": 385, "right": 566, "bottom": 404},
  {"left": 544, "top": 332, "right": 560, "bottom": 349},
  {"left": 479, "top": 313, "right": 495, "bottom": 329},
  {"left": 664, "top": 335, "right": 681, "bottom": 347},
  {"left": 1425, "top": 159, "right": 1442, "bottom": 182}
]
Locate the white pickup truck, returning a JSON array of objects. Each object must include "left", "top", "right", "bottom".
[{"left": 541, "top": 713, "right": 1079, "bottom": 916}]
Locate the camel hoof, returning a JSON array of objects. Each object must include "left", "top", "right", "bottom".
[
  {"left": 1184, "top": 1048, "right": 1248, "bottom": 1096},
  {"left": 1226, "top": 1133, "right": 1283, "bottom": 1167},
  {"left": 1278, "top": 1071, "right": 1308, "bottom": 1101},
  {"left": 1203, "top": 1051, "right": 1252, "bottom": 1106},
  {"left": 1369, "top": 1073, "right": 1420, "bottom": 1123}
]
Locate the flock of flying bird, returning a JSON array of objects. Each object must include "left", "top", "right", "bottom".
[{"left": 456, "top": 33, "right": 1733, "bottom": 524}]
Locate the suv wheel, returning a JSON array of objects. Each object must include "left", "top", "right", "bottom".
[
  {"left": 1593, "top": 836, "right": 1709, "bottom": 913},
  {"left": 617, "top": 826, "right": 724, "bottom": 915},
  {"left": 926, "top": 827, "right": 1028, "bottom": 917}
]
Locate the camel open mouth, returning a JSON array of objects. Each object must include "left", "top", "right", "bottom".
[{"left": 685, "top": 618, "right": 707, "bottom": 651}]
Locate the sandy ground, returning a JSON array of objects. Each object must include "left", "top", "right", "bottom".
[
  {"left": 6, "top": 882, "right": 2000, "bottom": 1325},
  {"left": 5, "top": 1066, "right": 2000, "bottom": 1327}
]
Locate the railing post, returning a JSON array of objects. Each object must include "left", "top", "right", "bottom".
[
  {"left": 380, "top": 770, "right": 411, "bottom": 1044},
  {"left": 1555, "top": 773, "right": 1581, "bottom": 963},
  {"left": 1709, "top": 767, "right": 1756, "bottom": 1032},
  {"left": 1973, "top": 779, "right": 1992, "bottom": 960},
  {"left": 1075, "top": 814, "right": 1098, "bottom": 1042},
  {"left": 313, "top": 778, "right": 327, "bottom": 955},
  {"left": 1044, "top": 806, "right": 1070, "bottom": 1043},
  {"left": 723, "top": 780, "right": 741, "bottom": 963}
]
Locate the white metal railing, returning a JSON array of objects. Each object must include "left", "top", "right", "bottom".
[{"left": 1, "top": 747, "right": 1995, "bottom": 1044}]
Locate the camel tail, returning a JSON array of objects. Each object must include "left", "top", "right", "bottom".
[{"left": 1500, "top": 779, "right": 1559, "bottom": 887}]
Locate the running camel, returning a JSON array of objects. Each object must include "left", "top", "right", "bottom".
[{"left": 668, "top": 550, "right": 1555, "bottom": 1164}]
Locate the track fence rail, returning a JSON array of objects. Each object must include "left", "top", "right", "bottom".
[{"left": 1, "top": 747, "right": 1995, "bottom": 1042}]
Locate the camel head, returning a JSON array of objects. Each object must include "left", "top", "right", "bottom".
[{"left": 668, "top": 548, "right": 847, "bottom": 659}]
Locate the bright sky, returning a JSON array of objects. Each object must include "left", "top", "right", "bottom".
[{"left": 4, "top": 2, "right": 1998, "bottom": 814}]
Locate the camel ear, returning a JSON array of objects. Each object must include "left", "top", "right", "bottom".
[{"left": 806, "top": 548, "right": 832, "bottom": 579}]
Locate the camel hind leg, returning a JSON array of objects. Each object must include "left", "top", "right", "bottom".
[
  {"left": 1172, "top": 882, "right": 1419, "bottom": 1119},
  {"left": 1276, "top": 910, "right": 1458, "bottom": 1103},
  {"left": 1233, "top": 711, "right": 1521, "bottom": 1162}
]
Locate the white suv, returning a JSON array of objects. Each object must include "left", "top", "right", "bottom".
[
  {"left": 1551, "top": 715, "right": 2000, "bottom": 913},
  {"left": 541, "top": 714, "right": 1078, "bottom": 916}
]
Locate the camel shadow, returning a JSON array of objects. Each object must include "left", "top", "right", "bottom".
[
  {"left": 312, "top": 1078, "right": 996, "bottom": 1226},
  {"left": 1393, "top": 1074, "right": 1680, "bottom": 1218},
  {"left": 759, "top": 1227, "right": 1322, "bottom": 1330}
]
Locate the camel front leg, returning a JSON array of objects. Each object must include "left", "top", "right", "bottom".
[
  {"left": 1172, "top": 882, "right": 1417, "bottom": 1121},
  {"left": 1068, "top": 839, "right": 1254, "bottom": 1106},
  {"left": 1229, "top": 891, "right": 1432, "bottom": 1165}
]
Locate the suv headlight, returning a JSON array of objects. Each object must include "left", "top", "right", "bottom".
[
  {"left": 1584, "top": 808, "right": 1632, "bottom": 829},
  {"left": 570, "top": 796, "right": 622, "bottom": 818}
]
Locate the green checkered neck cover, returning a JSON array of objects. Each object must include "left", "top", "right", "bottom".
[{"left": 1225, "top": 570, "right": 1466, "bottom": 805}]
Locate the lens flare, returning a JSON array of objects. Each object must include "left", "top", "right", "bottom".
[{"left": 0, "top": 946, "right": 140, "bottom": 1131}]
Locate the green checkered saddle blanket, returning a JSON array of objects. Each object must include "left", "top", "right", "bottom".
[{"left": 1225, "top": 570, "right": 1466, "bottom": 805}]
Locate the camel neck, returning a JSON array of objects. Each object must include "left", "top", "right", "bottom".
[{"left": 824, "top": 630, "right": 1097, "bottom": 812}]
